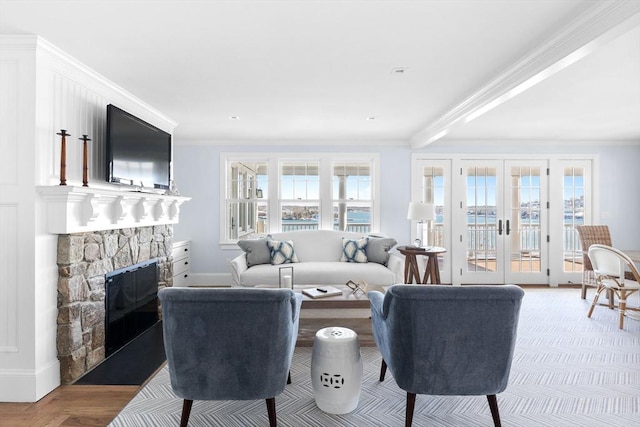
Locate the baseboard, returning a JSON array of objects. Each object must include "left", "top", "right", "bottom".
[{"left": 0, "top": 359, "right": 60, "bottom": 402}]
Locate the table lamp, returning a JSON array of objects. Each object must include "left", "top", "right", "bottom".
[{"left": 407, "top": 202, "right": 436, "bottom": 247}]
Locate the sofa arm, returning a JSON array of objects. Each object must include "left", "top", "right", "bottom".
[
  {"left": 387, "top": 253, "right": 404, "bottom": 284},
  {"left": 230, "top": 253, "right": 248, "bottom": 286}
]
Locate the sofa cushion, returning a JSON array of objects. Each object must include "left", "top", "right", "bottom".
[
  {"left": 341, "top": 237, "right": 369, "bottom": 263},
  {"left": 267, "top": 239, "right": 299, "bottom": 265},
  {"left": 239, "top": 261, "right": 397, "bottom": 286},
  {"left": 366, "top": 237, "right": 398, "bottom": 265},
  {"left": 237, "top": 238, "right": 271, "bottom": 267}
]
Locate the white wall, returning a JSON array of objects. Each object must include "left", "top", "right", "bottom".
[
  {"left": 173, "top": 141, "right": 640, "bottom": 283},
  {"left": 0, "top": 36, "right": 176, "bottom": 402}
]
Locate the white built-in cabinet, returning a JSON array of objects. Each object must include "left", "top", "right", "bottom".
[{"left": 172, "top": 240, "right": 191, "bottom": 287}]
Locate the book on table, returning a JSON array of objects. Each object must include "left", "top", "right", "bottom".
[{"left": 302, "top": 286, "right": 343, "bottom": 299}]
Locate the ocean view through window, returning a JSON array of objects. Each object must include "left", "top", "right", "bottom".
[{"left": 223, "top": 153, "right": 379, "bottom": 242}]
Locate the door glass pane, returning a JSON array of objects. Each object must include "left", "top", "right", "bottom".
[
  {"left": 421, "top": 166, "right": 445, "bottom": 247},
  {"left": 466, "top": 167, "right": 498, "bottom": 272},
  {"left": 563, "top": 167, "right": 585, "bottom": 272},
  {"left": 509, "top": 166, "right": 541, "bottom": 272}
]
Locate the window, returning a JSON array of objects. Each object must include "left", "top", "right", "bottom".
[
  {"left": 332, "top": 161, "right": 372, "bottom": 233},
  {"left": 280, "top": 161, "right": 320, "bottom": 231},
  {"left": 226, "top": 161, "right": 268, "bottom": 240},
  {"left": 222, "top": 153, "right": 378, "bottom": 243}
]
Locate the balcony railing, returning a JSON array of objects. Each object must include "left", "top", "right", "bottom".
[
  {"left": 431, "top": 223, "right": 581, "bottom": 256},
  {"left": 281, "top": 221, "right": 371, "bottom": 233},
  {"left": 280, "top": 222, "right": 581, "bottom": 260}
]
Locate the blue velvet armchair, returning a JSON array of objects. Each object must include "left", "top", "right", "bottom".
[
  {"left": 368, "top": 284, "right": 524, "bottom": 427},
  {"left": 158, "top": 287, "right": 302, "bottom": 427}
]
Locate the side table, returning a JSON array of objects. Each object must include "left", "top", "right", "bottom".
[
  {"left": 311, "top": 327, "right": 363, "bottom": 414},
  {"left": 397, "top": 246, "right": 447, "bottom": 284}
]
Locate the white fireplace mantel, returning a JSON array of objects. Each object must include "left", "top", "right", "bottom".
[{"left": 37, "top": 185, "right": 191, "bottom": 234}]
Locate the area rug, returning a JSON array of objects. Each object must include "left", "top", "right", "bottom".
[{"left": 110, "top": 288, "right": 639, "bottom": 426}]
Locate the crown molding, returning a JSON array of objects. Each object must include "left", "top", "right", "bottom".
[{"left": 410, "top": 0, "right": 640, "bottom": 149}]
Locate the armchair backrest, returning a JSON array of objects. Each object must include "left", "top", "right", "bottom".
[
  {"left": 158, "top": 287, "right": 302, "bottom": 401},
  {"left": 588, "top": 244, "right": 640, "bottom": 283},
  {"left": 375, "top": 285, "right": 524, "bottom": 396}
]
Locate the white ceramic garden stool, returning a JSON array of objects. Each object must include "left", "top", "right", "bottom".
[{"left": 311, "top": 326, "right": 363, "bottom": 414}]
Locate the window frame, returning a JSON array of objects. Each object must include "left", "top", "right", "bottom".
[{"left": 220, "top": 152, "right": 380, "bottom": 247}]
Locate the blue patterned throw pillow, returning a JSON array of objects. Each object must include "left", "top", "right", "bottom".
[
  {"left": 267, "top": 239, "right": 299, "bottom": 265},
  {"left": 341, "top": 237, "right": 369, "bottom": 263}
]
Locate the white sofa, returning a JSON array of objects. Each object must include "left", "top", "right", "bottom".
[{"left": 230, "top": 230, "right": 403, "bottom": 287}]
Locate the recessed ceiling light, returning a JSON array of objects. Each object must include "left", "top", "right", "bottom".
[
  {"left": 366, "top": 116, "right": 376, "bottom": 121},
  {"left": 391, "top": 67, "right": 408, "bottom": 74},
  {"left": 229, "top": 116, "right": 240, "bottom": 120}
]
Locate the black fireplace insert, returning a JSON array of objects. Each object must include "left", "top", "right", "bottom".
[{"left": 105, "top": 259, "right": 159, "bottom": 356}]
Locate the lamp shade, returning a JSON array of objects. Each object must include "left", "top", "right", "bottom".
[{"left": 407, "top": 202, "right": 436, "bottom": 221}]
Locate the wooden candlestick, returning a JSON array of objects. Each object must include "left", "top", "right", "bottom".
[
  {"left": 56, "top": 130, "right": 70, "bottom": 186},
  {"left": 79, "top": 134, "right": 91, "bottom": 187}
]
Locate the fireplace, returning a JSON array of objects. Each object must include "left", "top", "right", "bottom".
[
  {"left": 105, "top": 260, "right": 160, "bottom": 356},
  {"left": 56, "top": 225, "right": 173, "bottom": 384}
]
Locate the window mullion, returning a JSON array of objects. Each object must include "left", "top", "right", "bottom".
[
  {"left": 268, "top": 157, "right": 279, "bottom": 233},
  {"left": 319, "top": 158, "right": 333, "bottom": 230}
]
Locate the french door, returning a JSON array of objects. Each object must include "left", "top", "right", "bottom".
[
  {"left": 455, "top": 160, "right": 549, "bottom": 284},
  {"left": 413, "top": 155, "right": 594, "bottom": 285}
]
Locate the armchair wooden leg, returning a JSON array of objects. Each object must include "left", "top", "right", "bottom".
[
  {"left": 581, "top": 283, "right": 587, "bottom": 299},
  {"left": 487, "top": 394, "right": 501, "bottom": 427},
  {"left": 266, "top": 397, "right": 277, "bottom": 427},
  {"left": 287, "top": 371, "right": 291, "bottom": 384},
  {"left": 587, "top": 286, "right": 604, "bottom": 318},
  {"left": 619, "top": 292, "right": 627, "bottom": 330},
  {"left": 180, "top": 399, "right": 193, "bottom": 427},
  {"left": 405, "top": 392, "right": 416, "bottom": 427},
  {"left": 379, "top": 359, "right": 387, "bottom": 381}
]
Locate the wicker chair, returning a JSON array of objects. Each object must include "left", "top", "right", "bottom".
[
  {"left": 576, "top": 225, "right": 612, "bottom": 299},
  {"left": 587, "top": 244, "right": 640, "bottom": 330}
]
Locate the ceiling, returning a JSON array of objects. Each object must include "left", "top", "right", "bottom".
[{"left": 1, "top": 0, "right": 639, "bottom": 147}]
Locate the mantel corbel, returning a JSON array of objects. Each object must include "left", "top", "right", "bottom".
[{"left": 37, "top": 185, "right": 190, "bottom": 234}]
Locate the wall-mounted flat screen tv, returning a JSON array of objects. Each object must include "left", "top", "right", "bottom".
[{"left": 106, "top": 104, "right": 172, "bottom": 189}]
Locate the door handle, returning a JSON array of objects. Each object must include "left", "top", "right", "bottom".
[
  {"left": 498, "top": 219, "right": 503, "bottom": 235},
  {"left": 506, "top": 219, "right": 511, "bottom": 235}
]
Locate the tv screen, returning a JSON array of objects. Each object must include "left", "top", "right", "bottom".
[{"left": 106, "top": 104, "right": 171, "bottom": 189}]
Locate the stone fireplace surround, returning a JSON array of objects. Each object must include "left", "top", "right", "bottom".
[
  {"left": 56, "top": 225, "right": 173, "bottom": 384},
  {"left": 36, "top": 185, "right": 189, "bottom": 384}
]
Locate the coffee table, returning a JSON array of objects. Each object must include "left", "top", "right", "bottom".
[
  {"left": 298, "top": 284, "right": 385, "bottom": 309},
  {"left": 254, "top": 284, "right": 385, "bottom": 309},
  {"left": 254, "top": 284, "right": 386, "bottom": 347}
]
